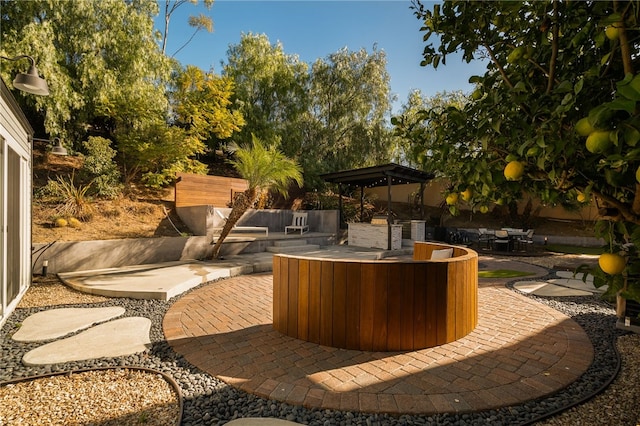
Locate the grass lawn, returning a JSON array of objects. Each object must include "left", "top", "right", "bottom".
[{"left": 478, "top": 269, "right": 536, "bottom": 278}]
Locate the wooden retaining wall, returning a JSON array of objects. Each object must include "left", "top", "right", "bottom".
[
  {"left": 272, "top": 242, "right": 478, "bottom": 351},
  {"left": 175, "top": 173, "right": 248, "bottom": 208}
]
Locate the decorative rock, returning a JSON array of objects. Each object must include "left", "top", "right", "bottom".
[
  {"left": 12, "top": 307, "right": 125, "bottom": 342},
  {"left": 22, "top": 317, "right": 151, "bottom": 366}
]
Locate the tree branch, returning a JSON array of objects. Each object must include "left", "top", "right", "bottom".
[
  {"left": 482, "top": 43, "right": 514, "bottom": 89},
  {"left": 545, "top": 1, "right": 559, "bottom": 94},
  {"left": 593, "top": 189, "right": 640, "bottom": 225}
]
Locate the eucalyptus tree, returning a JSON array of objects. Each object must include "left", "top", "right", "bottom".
[
  {"left": 401, "top": 0, "right": 640, "bottom": 302},
  {"left": 0, "top": 0, "right": 172, "bottom": 146},
  {"left": 160, "top": 0, "right": 214, "bottom": 57},
  {"left": 393, "top": 89, "right": 467, "bottom": 171},
  {"left": 306, "top": 47, "right": 395, "bottom": 180},
  {"left": 211, "top": 135, "right": 303, "bottom": 259},
  {"left": 222, "top": 33, "right": 309, "bottom": 159}
]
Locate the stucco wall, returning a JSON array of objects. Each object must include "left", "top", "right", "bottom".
[{"left": 366, "top": 179, "right": 600, "bottom": 221}]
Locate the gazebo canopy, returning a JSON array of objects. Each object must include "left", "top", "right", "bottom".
[{"left": 320, "top": 163, "right": 434, "bottom": 188}]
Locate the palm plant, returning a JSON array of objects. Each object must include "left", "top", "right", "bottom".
[{"left": 211, "top": 135, "right": 303, "bottom": 259}]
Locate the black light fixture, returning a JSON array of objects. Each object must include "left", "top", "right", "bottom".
[
  {"left": 50, "top": 137, "right": 68, "bottom": 156},
  {"left": 0, "top": 55, "right": 50, "bottom": 96}
]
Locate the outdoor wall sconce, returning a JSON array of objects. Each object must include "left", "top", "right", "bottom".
[
  {"left": 50, "top": 137, "right": 68, "bottom": 156},
  {"left": 0, "top": 54, "right": 50, "bottom": 96}
]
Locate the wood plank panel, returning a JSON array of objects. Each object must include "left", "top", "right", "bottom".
[
  {"left": 446, "top": 262, "right": 458, "bottom": 342},
  {"left": 345, "top": 263, "right": 361, "bottom": 349},
  {"left": 272, "top": 256, "right": 282, "bottom": 331},
  {"left": 297, "top": 259, "right": 310, "bottom": 341},
  {"left": 435, "top": 263, "right": 449, "bottom": 346},
  {"left": 424, "top": 262, "right": 438, "bottom": 348},
  {"left": 386, "top": 263, "right": 404, "bottom": 350},
  {"left": 359, "top": 263, "right": 376, "bottom": 351},
  {"left": 399, "top": 263, "right": 415, "bottom": 350},
  {"left": 319, "top": 261, "right": 334, "bottom": 347},
  {"left": 308, "top": 260, "right": 322, "bottom": 344},
  {"left": 372, "top": 263, "right": 389, "bottom": 350},
  {"left": 287, "top": 258, "right": 299, "bottom": 338},
  {"left": 332, "top": 262, "right": 347, "bottom": 348},
  {"left": 280, "top": 257, "right": 290, "bottom": 336},
  {"left": 414, "top": 262, "right": 428, "bottom": 349}
]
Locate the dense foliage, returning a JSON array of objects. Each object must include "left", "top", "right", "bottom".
[{"left": 395, "top": 0, "right": 640, "bottom": 302}]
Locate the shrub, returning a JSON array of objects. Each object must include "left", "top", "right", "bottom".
[
  {"left": 44, "top": 174, "right": 95, "bottom": 221},
  {"left": 80, "top": 136, "right": 122, "bottom": 198}
]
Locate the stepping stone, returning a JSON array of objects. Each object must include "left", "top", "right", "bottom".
[
  {"left": 547, "top": 278, "right": 606, "bottom": 293},
  {"left": 22, "top": 317, "right": 151, "bottom": 366},
  {"left": 513, "top": 281, "right": 593, "bottom": 297},
  {"left": 12, "top": 307, "right": 125, "bottom": 342},
  {"left": 555, "top": 270, "right": 594, "bottom": 282}
]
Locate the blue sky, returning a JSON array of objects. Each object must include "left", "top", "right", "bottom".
[{"left": 156, "top": 0, "right": 488, "bottom": 112}]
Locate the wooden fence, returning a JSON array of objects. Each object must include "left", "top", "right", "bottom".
[{"left": 175, "top": 173, "right": 248, "bottom": 208}]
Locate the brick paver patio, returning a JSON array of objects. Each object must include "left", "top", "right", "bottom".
[{"left": 163, "top": 271, "right": 593, "bottom": 415}]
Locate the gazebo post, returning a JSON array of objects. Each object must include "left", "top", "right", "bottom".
[
  {"left": 338, "top": 184, "right": 344, "bottom": 228},
  {"left": 360, "top": 185, "right": 364, "bottom": 222},
  {"left": 420, "top": 181, "right": 426, "bottom": 220},
  {"left": 387, "top": 174, "right": 392, "bottom": 250}
]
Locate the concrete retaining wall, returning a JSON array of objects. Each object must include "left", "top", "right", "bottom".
[
  {"left": 32, "top": 233, "right": 336, "bottom": 275},
  {"left": 177, "top": 207, "right": 340, "bottom": 237}
]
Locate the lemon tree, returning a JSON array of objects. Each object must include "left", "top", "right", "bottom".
[{"left": 395, "top": 1, "right": 640, "bottom": 303}]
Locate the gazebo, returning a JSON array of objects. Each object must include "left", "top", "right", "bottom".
[{"left": 321, "top": 163, "right": 435, "bottom": 249}]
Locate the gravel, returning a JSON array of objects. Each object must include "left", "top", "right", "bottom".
[{"left": 1, "top": 256, "right": 639, "bottom": 426}]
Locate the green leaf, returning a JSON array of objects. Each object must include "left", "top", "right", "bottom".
[
  {"left": 623, "top": 125, "right": 640, "bottom": 147},
  {"left": 608, "top": 98, "right": 636, "bottom": 113}
]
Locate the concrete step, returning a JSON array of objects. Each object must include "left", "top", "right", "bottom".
[
  {"left": 266, "top": 244, "right": 320, "bottom": 254},
  {"left": 272, "top": 239, "right": 308, "bottom": 247}
]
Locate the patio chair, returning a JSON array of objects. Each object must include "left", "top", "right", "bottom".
[
  {"left": 520, "top": 229, "right": 535, "bottom": 252},
  {"left": 493, "top": 229, "right": 510, "bottom": 252},
  {"left": 285, "top": 212, "right": 309, "bottom": 235},
  {"left": 477, "top": 228, "right": 495, "bottom": 249}
]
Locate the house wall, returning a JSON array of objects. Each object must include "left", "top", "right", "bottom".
[
  {"left": 366, "top": 179, "right": 600, "bottom": 222},
  {"left": 0, "top": 79, "right": 34, "bottom": 327}
]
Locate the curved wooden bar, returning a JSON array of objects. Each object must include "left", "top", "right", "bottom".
[{"left": 272, "top": 242, "right": 478, "bottom": 352}]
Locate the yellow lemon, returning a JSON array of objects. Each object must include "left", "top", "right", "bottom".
[
  {"left": 479, "top": 205, "right": 489, "bottom": 214},
  {"left": 504, "top": 161, "right": 525, "bottom": 181},
  {"left": 577, "top": 192, "right": 587, "bottom": 203},
  {"left": 605, "top": 23, "right": 621, "bottom": 40},
  {"left": 599, "top": 253, "right": 626, "bottom": 275},
  {"left": 586, "top": 130, "right": 612, "bottom": 154},
  {"left": 575, "top": 117, "right": 594, "bottom": 137},
  {"left": 636, "top": 165, "right": 640, "bottom": 183},
  {"left": 461, "top": 188, "right": 473, "bottom": 202},
  {"left": 445, "top": 193, "right": 458, "bottom": 205},
  {"left": 54, "top": 217, "right": 68, "bottom": 228}
]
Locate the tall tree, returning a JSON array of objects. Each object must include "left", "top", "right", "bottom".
[
  {"left": 393, "top": 89, "right": 467, "bottom": 170},
  {"left": 160, "top": 0, "right": 214, "bottom": 57},
  {"left": 222, "top": 33, "right": 309, "bottom": 159},
  {"left": 0, "top": 0, "right": 172, "bottom": 145},
  {"left": 406, "top": 1, "right": 640, "bottom": 302},
  {"left": 306, "top": 47, "right": 395, "bottom": 180},
  {"left": 211, "top": 135, "right": 303, "bottom": 259}
]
